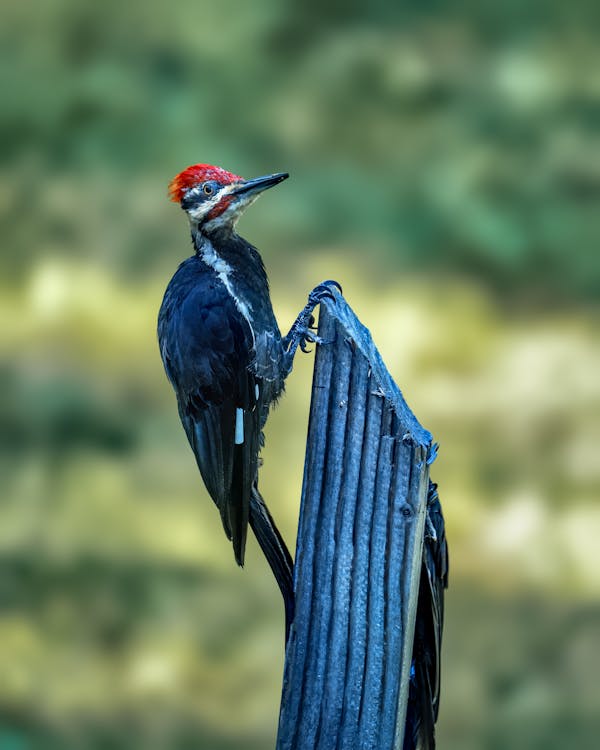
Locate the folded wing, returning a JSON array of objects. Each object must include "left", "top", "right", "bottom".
[{"left": 159, "top": 274, "right": 260, "bottom": 565}]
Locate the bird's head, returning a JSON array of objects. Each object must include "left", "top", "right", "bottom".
[{"left": 168, "top": 164, "right": 288, "bottom": 234}]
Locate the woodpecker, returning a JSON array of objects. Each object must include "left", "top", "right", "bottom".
[{"left": 158, "top": 163, "right": 336, "bottom": 637}]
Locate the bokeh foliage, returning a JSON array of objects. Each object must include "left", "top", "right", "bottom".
[
  {"left": 1, "top": 0, "right": 599, "bottom": 748},
  {"left": 2, "top": 0, "right": 599, "bottom": 299}
]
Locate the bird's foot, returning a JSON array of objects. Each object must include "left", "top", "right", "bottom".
[
  {"left": 306, "top": 279, "right": 342, "bottom": 308},
  {"left": 282, "top": 280, "right": 342, "bottom": 365},
  {"left": 298, "top": 324, "right": 326, "bottom": 353}
]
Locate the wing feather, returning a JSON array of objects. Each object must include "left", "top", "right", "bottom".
[{"left": 158, "top": 264, "right": 260, "bottom": 564}]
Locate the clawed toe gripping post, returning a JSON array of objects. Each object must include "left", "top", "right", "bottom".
[{"left": 283, "top": 280, "right": 342, "bottom": 371}]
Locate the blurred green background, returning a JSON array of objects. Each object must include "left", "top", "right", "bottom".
[{"left": 1, "top": 1, "right": 599, "bottom": 748}]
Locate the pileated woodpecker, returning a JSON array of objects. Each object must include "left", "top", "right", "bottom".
[{"left": 158, "top": 164, "right": 335, "bottom": 636}]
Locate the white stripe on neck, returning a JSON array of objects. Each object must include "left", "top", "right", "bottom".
[{"left": 196, "top": 236, "right": 253, "bottom": 325}]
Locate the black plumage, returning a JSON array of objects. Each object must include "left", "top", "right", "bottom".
[
  {"left": 158, "top": 245, "right": 281, "bottom": 565},
  {"left": 158, "top": 166, "right": 316, "bottom": 638}
]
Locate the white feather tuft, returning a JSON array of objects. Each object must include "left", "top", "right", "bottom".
[{"left": 235, "top": 408, "right": 244, "bottom": 445}]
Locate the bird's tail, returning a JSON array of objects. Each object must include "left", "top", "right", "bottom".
[{"left": 249, "top": 486, "right": 295, "bottom": 640}]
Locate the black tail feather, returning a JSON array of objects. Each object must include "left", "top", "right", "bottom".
[
  {"left": 230, "top": 442, "right": 248, "bottom": 566},
  {"left": 249, "top": 486, "right": 295, "bottom": 640}
]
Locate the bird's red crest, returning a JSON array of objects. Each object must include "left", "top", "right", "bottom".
[{"left": 168, "top": 164, "right": 243, "bottom": 203}]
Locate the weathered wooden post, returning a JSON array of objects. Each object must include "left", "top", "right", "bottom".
[{"left": 276, "top": 289, "right": 439, "bottom": 750}]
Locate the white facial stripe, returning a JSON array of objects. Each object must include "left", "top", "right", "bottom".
[
  {"left": 187, "top": 182, "right": 240, "bottom": 223},
  {"left": 203, "top": 194, "right": 259, "bottom": 233}
]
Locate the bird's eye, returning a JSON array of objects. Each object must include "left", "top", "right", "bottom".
[{"left": 202, "top": 183, "right": 214, "bottom": 196}]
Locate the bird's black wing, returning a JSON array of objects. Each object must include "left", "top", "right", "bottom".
[
  {"left": 404, "top": 481, "right": 449, "bottom": 750},
  {"left": 159, "top": 271, "right": 260, "bottom": 565}
]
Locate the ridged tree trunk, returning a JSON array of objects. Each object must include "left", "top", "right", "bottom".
[{"left": 277, "top": 294, "right": 435, "bottom": 750}]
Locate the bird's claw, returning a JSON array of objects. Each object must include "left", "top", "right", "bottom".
[
  {"left": 282, "top": 280, "right": 342, "bottom": 370},
  {"left": 307, "top": 279, "right": 343, "bottom": 307},
  {"left": 299, "top": 328, "right": 327, "bottom": 353},
  {"left": 321, "top": 279, "right": 343, "bottom": 294}
]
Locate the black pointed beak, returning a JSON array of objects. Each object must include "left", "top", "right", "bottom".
[{"left": 232, "top": 172, "right": 289, "bottom": 198}]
